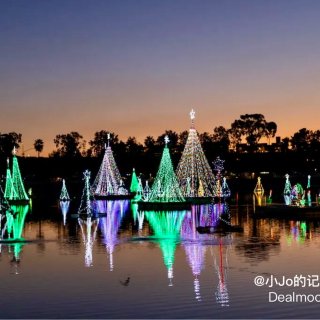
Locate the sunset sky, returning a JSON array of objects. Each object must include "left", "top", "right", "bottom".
[{"left": 1, "top": 0, "right": 320, "bottom": 156}]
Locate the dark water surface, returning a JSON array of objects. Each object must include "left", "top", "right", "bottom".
[{"left": 1, "top": 198, "right": 320, "bottom": 319}]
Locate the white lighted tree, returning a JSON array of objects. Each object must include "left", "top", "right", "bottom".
[
  {"left": 176, "top": 110, "right": 216, "bottom": 197},
  {"left": 92, "top": 135, "right": 127, "bottom": 196}
]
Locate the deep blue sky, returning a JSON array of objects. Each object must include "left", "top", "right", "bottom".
[{"left": 1, "top": 0, "right": 320, "bottom": 155}]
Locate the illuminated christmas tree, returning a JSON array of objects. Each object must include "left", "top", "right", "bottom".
[
  {"left": 12, "top": 151, "right": 29, "bottom": 201},
  {"left": 284, "top": 174, "right": 292, "bottom": 205},
  {"left": 222, "top": 177, "right": 231, "bottom": 199},
  {"left": 307, "top": 175, "right": 311, "bottom": 189},
  {"left": 60, "top": 179, "right": 70, "bottom": 201},
  {"left": 5, "top": 149, "right": 29, "bottom": 201},
  {"left": 78, "top": 170, "right": 94, "bottom": 217},
  {"left": 131, "top": 171, "right": 143, "bottom": 202},
  {"left": 148, "top": 136, "right": 185, "bottom": 202},
  {"left": 213, "top": 156, "right": 227, "bottom": 199},
  {"left": 143, "top": 180, "right": 151, "bottom": 201},
  {"left": 307, "top": 175, "right": 311, "bottom": 205},
  {"left": 4, "top": 158, "right": 16, "bottom": 200},
  {"left": 130, "top": 168, "right": 139, "bottom": 193},
  {"left": 176, "top": 109, "right": 216, "bottom": 197},
  {"left": 145, "top": 210, "right": 186, "bottom": 286},
  {"left": 92, "top": 136, "right": 128, "bottom": 196}
]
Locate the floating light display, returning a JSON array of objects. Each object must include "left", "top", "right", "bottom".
[
  {"left": 291, "top": 183, "right": 305, "bottom": 206},
  {"left": 5, "top": 150, "right": 29, "bottom": 201},
  {"left": 148, "top": 136, "right": 185, "bottom": 203},
  {"left": 60, "top": 179, "right": 70, "bottom": 201},
  {"left": 254, "top": 177, "right": 264, "bottom": 197},
  {"left": 143, "top": 181, "right": 151, "bottom": 201},
  {"left": 130, "top": 168, "right": 139, "bottom": 193},
  {"left": 92, "top": 139, "right": 128, "bottom": 197},
  {"left": 132, "top": 176, "right": 143, "bottom": 202},
  {"left": 307, "top": 175, "right": 311, "bottom": 189},
  {"left": 4, "top": 158, "right": 16, "bottom": 200},
  {"left": 306, "top": 175, "right": 311, "bottom": 205},
  {"left": 213, "top": 156, "right": 230, "bottom": 199},
  {"left": 284, "top": 174, "right": 292, "bottom": 205},
  {"left": 222, "top": 177, "right": 231, "bottom": 199},
  {"left": 78, "top": 170, "right": 94, "bottom": 217},
  {"left": 176, "top": 110, "right": 216, "bottom": 197}
]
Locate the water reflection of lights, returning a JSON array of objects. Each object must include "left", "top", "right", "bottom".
[
  {"left": 1, "top": 204, "right": 30, "bottom": 274},
  {"left": 131, "top": 203, "right": 145, "bottom": 233},
  {"left": 145, "top": 210, "right": 186, "bottom": 286},
  {"left": 99, "top": 200, "right": 129, "bottom": 271},
  {"left": 287, "top": 221, "right": 308, "bottom": 245},
  {"left": 59, "top": 201, "right": 70, "bottom": 226},
  {"left": 213, "top": 241, "right": 230, "bottom": 307},
  {"left": 181, "top": 204, "right": 231, "bottom": 303},
  {"left": 78, "top": 217, "right": 99, "bottom": 267},
  {"left": 181, "top": 206, "right": 207, "bottom": 301}
]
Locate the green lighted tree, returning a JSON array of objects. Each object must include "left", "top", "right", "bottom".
[
  {"left": 130, "top": 168, "right": 139, "bottom": 193},
  {"left": 5, "top": 149, "right": 29, "bottom": 201},
  {"left": 4, "top": 158, "right": 16, "bottom": 200},
  {"left": 148, "top": 136, "right": 185, "bottom": 203},
  {"left": 60, "top": 179, "right": 70, "bottom": 201}
]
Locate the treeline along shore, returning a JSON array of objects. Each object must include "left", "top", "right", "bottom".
[
  {"left": 2, "top": 113, "right": 320, "bottom": 200},
  {"left": 1, "top": 150, "right": 320, "bottom": 204}
]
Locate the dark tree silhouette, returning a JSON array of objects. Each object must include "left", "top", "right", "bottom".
[
  {"left": 230, "top": 114, "right": 277, "bottom": 150},
  {"left": 52, "top": 132, "right": 84, "bottom": 158},
  {"left": 212, "top": 126, "right": 230, "bottom": 155},
  {"left": 144, "top": 136, "right": 156, "bottom": 151},
  {"left": 0, "top": 132, "right": 22, "bottom": 157},
  {"left": 265, "top": 121, "right": 277, "bottom": 145},
  {"left": 34, "top": 139, "right": 44, "bottom": 157},
  {"left": 290, "top": 128, "right": 313, "bottom": 152}
]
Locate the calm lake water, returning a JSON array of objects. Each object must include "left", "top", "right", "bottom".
[{"left": 2, "top": 196, "right": 320, "bottom": 319}]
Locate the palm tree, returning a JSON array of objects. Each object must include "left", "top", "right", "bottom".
[{"left": 34, "top": 139, "right": 44, "bottom": 157}]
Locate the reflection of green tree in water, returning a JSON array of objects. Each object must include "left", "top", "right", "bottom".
[
  {"left": 145, "top": 211, "right": 186, "bottom": 286},
  {"left": 6, "top": 205, "right": 29, "bottom": 240},
  {"left": 6, "top": 204, "right": 29, "bottom": 261}
]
